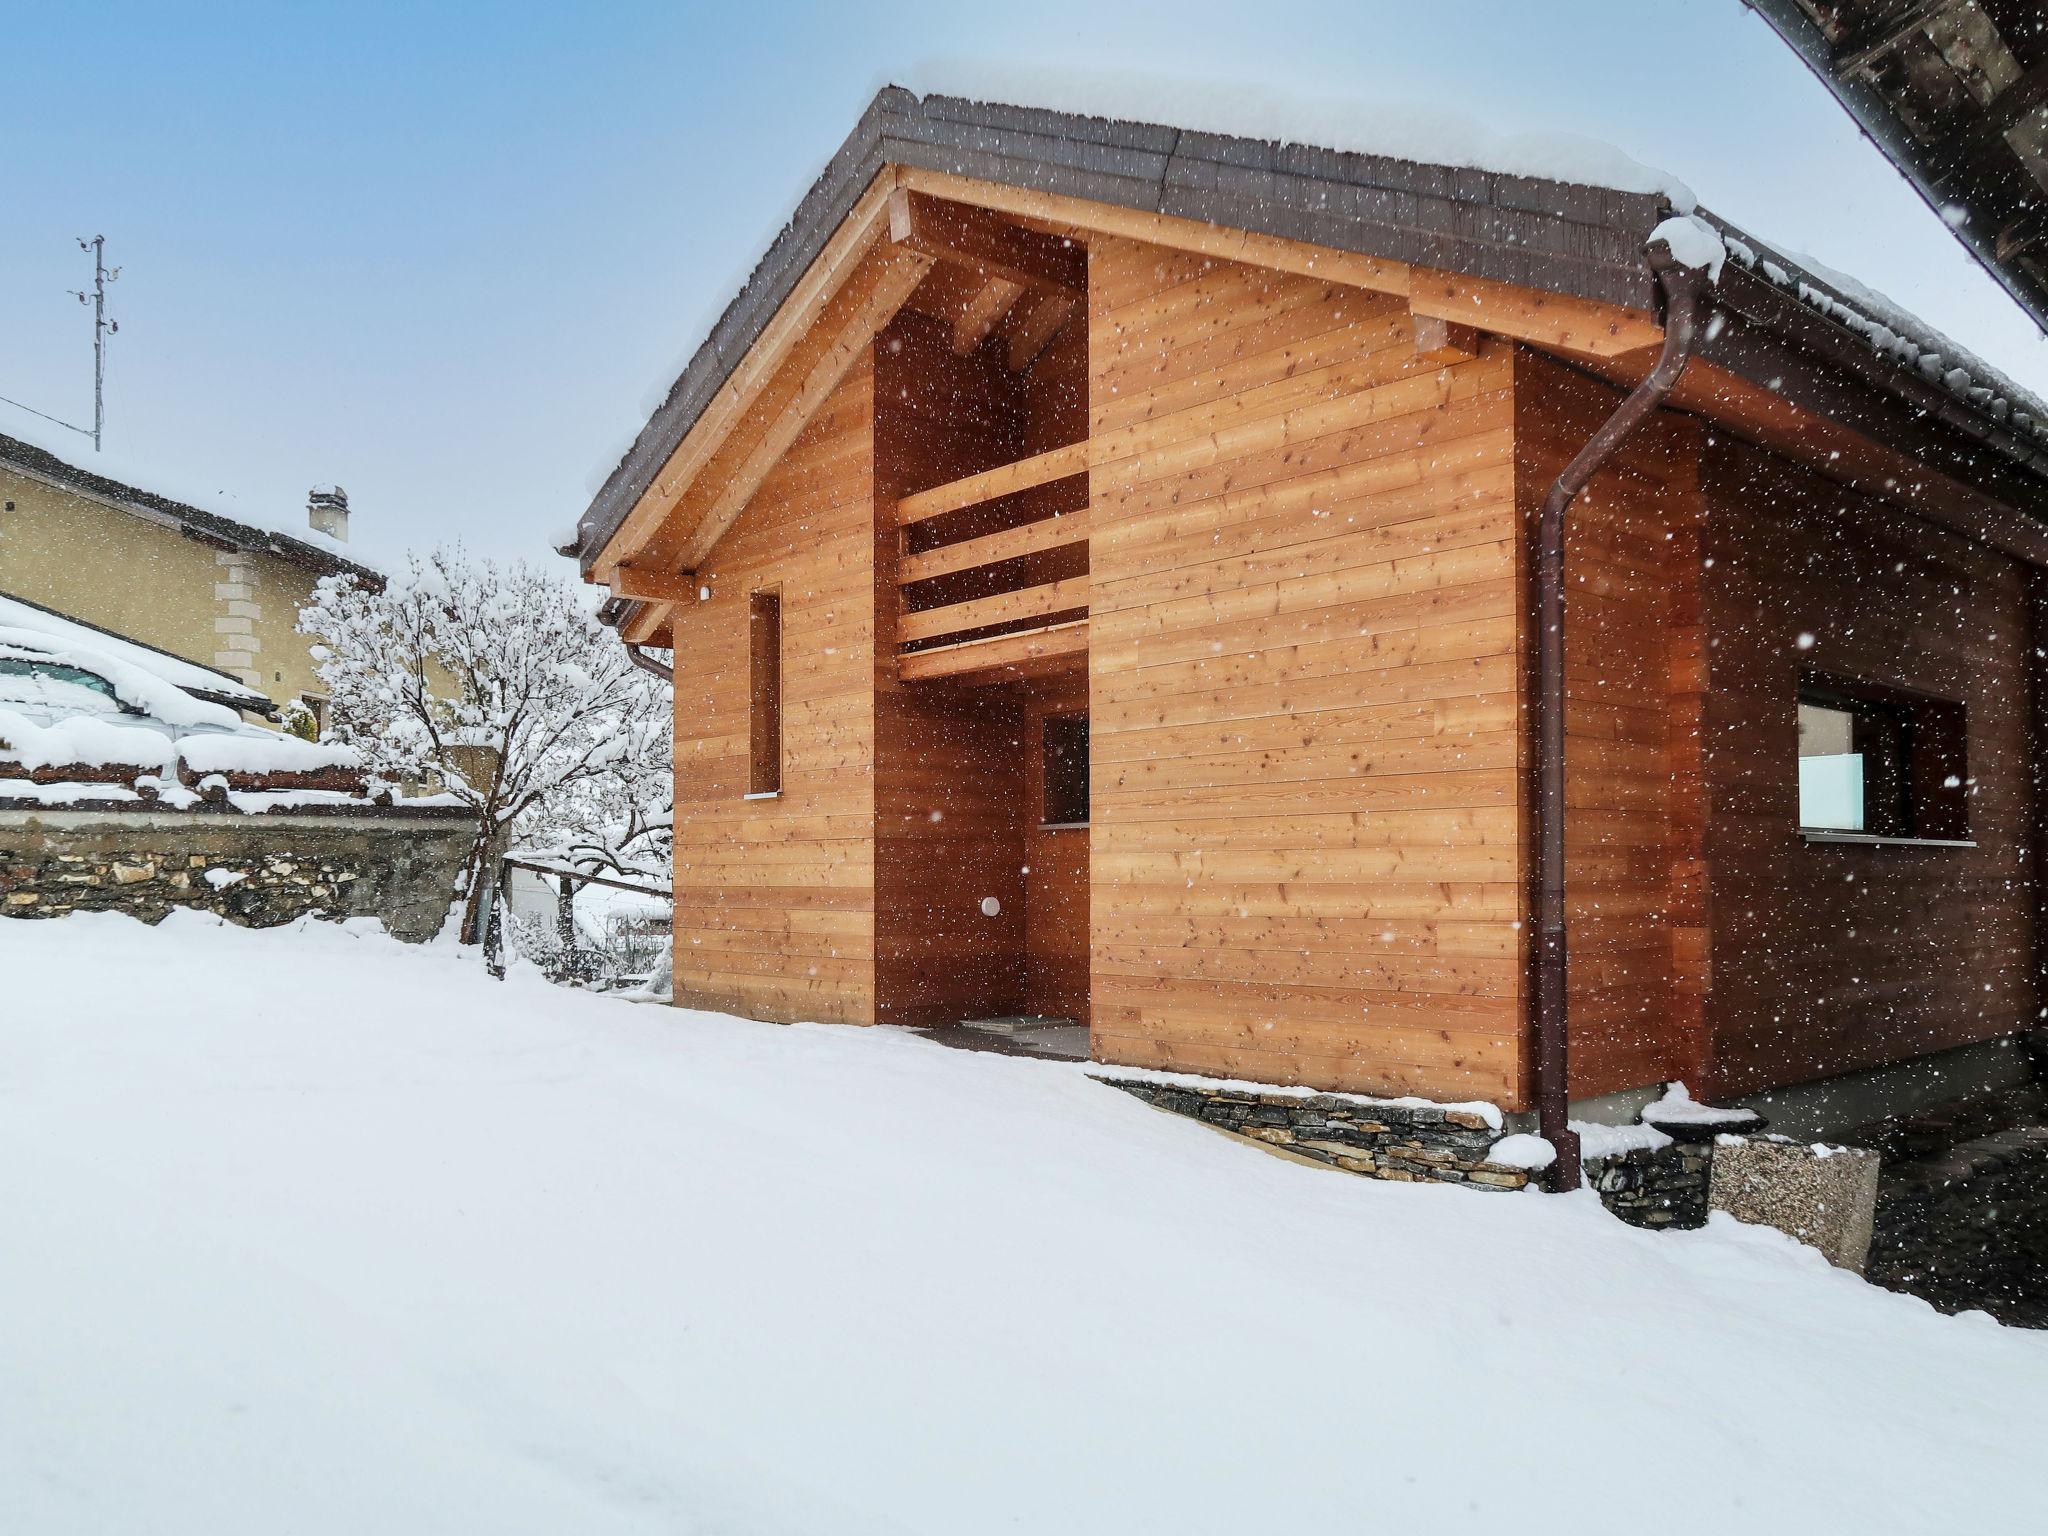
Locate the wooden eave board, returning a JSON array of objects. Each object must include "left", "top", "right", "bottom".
[{"left": 1544, "top": 341, "right": 2048, "bottom": 566}]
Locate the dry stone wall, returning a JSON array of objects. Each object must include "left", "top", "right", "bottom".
[
  {"left": 1095, "top": 1075, "right": 1532, "bottom": 1191},
  {"left": 0, "top": 805, "right": 473, "bottom": 942}
]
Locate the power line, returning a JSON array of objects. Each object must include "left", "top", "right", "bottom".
[{"left": 0, "top": 389, "right": 94, "bottom": 438}]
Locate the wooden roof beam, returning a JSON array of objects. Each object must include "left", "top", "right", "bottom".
[
  {"left": 888, "top": 188, "right": 1085, "bottom": 294},
  {"left": 895, "top": 167, "right": 1663, "bottom": 360},
  {"left": 1412, "top": 312, "right": 1480, "bottom": 364},
  {"left": 1004, "top": 291, "right": 1078, "bottom": 372},
  {"left": 620, "top": 600, "right": 675, "bottom": 647},
  {"left": 609, "top": 564, "right": 698, "bottom": 603},
  {"left": 1408, "top": 269, "right": 1662, "bottom": 358},
  {"left": 952, "top": 275, "right": 1026, "bottom": 355}
]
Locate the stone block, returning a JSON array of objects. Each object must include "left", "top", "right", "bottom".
[{"left": 1709, "top": 1141, "right": 1881, "bottom": 1273}]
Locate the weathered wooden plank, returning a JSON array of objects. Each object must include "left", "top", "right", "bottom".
[
  {"left": 898, "top": 577, "right": 1089, "bottom": 645},
  {"left": 895, "top": 619, "right": 1090, "bottom": 684},
  {"left": 898, "top": 510, "right": 1090, "bottom": 585}
]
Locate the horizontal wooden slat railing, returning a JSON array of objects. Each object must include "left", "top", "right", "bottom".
[
  {"left": 895, "top": 441, "right": 1087, "bottom": 524},
  {"left": 898, "top": 575, "right": 1089, "bottom": 645},
  {"left": 897, "top": 509, "right": 1089, "bottom": 584},
  {"left": 894, "top": 440, "right": 1092, "bottom": 682}
]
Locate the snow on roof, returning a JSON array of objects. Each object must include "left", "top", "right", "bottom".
[
  {"left": 0, "top": 620, "right": 245, "bottom": 732},
  {"left": 1712, "top": 223, "right": 2048, "bottom": 447},
  {"left": 902, "top": 60, "right": 1700, "bottom": 209},
  {"left": 0, "top": 426, "right": 383, "bottom": 583},
  {"left": 0, "top": 594, "right": 269, "bottom": 710}
]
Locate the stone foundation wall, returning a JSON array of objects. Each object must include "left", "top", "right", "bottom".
[
  {"left": 1587, "top": 1145, "right": 1714, "bottom": 1230},
  {"left": 0, "top": 806, "right": 474, "bottom": 942},
  {"left": 1095, "top": 1075, "right": 1532, "bottom": 1190}
]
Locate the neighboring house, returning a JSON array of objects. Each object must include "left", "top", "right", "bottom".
[
  {"left": 1743, "top": 0, "right": 2048, "bottom": 333},
  {"left": 562, "top": 88, "right": 2048, "bottom": 1160},
  {"left": 0, "top": 431, "right": 379, "bottom": 722}
]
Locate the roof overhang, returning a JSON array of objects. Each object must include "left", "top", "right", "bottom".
[
  {"left": 570, "top": 88, "right": 1679, "bottom": 592},
  {"left": 575, "top": 86, "right": 2048, "bottom": 633},
  {"left": 1741, "top": 0, "right": 2048, "bottom": 335}
]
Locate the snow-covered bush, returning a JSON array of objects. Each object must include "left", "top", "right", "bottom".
[
  {"left": 299, "top": 547, "right": 671, "bottom": 940},
  {"left": 277, "top": 697, "right": 318, "bottom": 742}
]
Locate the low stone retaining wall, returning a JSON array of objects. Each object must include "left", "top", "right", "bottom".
[
  {"left": 1097, "top": 1071, "right": 1888, "bottom": 1272},
  {"left": 1587, "top": 1144, "right": 1714, "bottom": 1230},
  {"left": 0, "top": 804, "right": 473, "bottom": 942},
  {"left": 1093, "top": 1073, "right": 1533, "bottom": 1191}
]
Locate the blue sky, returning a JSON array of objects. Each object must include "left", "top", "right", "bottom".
[{"left": 5, "top": 0, "right": 2044, "bottom": 568}]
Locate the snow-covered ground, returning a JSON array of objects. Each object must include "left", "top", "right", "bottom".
[{"left": 4, "top": 914, "right": 2043, "bottom": 1534}]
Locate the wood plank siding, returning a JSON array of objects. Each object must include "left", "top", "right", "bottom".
[
  {"left": 1084, "top": 236, "right": 1529, "bottom": 1107},
  {"left": 1515, "top": 350, "right": 1701, "bottom": 1099},
  {"left": 670, "top": 360, "right": 880, "bottom": 1023},
  {"left": 651, "top": 186, "right": 2043, "bottom": 1120},
  {"left": 1695, "top": 440, "right": 2040, "bottom": 1098}
]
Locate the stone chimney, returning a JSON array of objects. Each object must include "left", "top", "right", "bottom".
[{"left": 308, "top": 486, "right": 350, "bottom": 542}]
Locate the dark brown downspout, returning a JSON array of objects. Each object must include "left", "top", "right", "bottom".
[
  {"left": 1538, "top": 244, "right": 1711, "bottom": 1192},
  {"left": 625, "top": 642, "right": 673, "bottom": 683}
]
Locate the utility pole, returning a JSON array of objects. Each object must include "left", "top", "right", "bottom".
[
  {"left": 0, "top": 236, "right": 119, "bottom": 447},
  {"left": 69, "top": 235, "right": 119, "bottom": 451}
]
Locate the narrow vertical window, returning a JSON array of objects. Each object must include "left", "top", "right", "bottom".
[{"left": 748, "top": 590, "right": 782, "bottom": 797}]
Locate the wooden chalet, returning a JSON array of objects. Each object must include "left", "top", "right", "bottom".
[{"left": 565, "top": 89, "right": 2048, "bottom": 1161}]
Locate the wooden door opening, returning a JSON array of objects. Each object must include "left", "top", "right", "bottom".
[{"left": 1019, "top": 675, "right": 1090, "bottom": 1027}]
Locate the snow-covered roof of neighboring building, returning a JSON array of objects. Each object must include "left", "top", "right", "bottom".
[
  {"left": 0, "top": 602, "right": 379, "bottom": 811},
  {"left": 571, "top": 83, "right": 2048, "bottom": 575},
  {"left": 0, "top": 592, "right": 272, "bottom": 714},
  {"left": 0, "top": 429, "right": 381, "bottom": 585}
]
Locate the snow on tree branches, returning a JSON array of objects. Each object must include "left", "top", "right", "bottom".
[{"left": 299, "top": 547, "right": 671, "bottom": 938}]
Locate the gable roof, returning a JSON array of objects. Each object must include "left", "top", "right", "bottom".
[
  {"left": 570, "top": 85, "right": 2048, "bottom": 575},
  {"left": 0, "top": 431, "right": 381, "bottom": 585},
  {"left": 1741, "top": 0, "right": 2048, "bottom": 337}
]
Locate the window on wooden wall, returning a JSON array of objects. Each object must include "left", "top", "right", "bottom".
[
  {"left": 1797, "top": 674, "right": 1968, "bottom": 841},
  {"left": 747, "top": 590, "right": 782, "bottom": 798},
  {"left": 1042, "top": 714, "right": 1088, "bottom": 828}
]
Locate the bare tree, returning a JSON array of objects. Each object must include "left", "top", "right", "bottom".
[{"left": 300, "top": 547, "right": 670, "bottom": 941}]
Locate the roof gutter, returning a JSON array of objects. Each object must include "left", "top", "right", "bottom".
[
  {"left": 1535, "top": 243, "right": 1711, "bottom": 1193},
  {"left": 624, "top": 643, "right": 673, "bottom": 683}
]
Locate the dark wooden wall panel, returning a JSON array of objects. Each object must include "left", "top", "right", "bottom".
[
  {"left": 873, "top": 310, "right": 1032, "bottom": 1025},
  {"left": 1698, "top": 440, "right": 2039, "bottom": 1097},
  {"left": 1018, "top": 671, "right": 1092, "bottom": 1023},
  {"left": 1515, "top": 349, "right": 1700, "bottom": 1099}
]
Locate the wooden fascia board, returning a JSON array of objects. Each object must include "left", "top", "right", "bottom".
[
  {"left": 896, "top": 165, "right": 1664, "bottom": 358},
  {"left": 672, "top": 244, "right": 932, "bottom": 570},
  {"left": 588, "top": 168, "right": 902, "bottom": 581}
]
